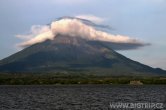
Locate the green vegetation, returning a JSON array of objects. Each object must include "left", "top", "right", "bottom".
[{"left": 0, "top": 73, "right": 165, "bottom": 85}]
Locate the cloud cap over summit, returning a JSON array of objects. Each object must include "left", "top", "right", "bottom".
[{"left": 16, "top": 17, "right": 149, "bottom": 50}]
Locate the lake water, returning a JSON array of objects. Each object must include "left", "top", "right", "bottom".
[{"left": 0, "top": 85, "right": 165, "bottom": 110}]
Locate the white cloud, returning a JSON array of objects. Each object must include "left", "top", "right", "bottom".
[
  {"left": 16, "top": 25, "right": 50, "bottom": 40},
  {"left": 16, "top": 17, "right": 144, "bottom": 48},
  {"left": 76, "top": 15, "right": 105, "bottom": 23}
]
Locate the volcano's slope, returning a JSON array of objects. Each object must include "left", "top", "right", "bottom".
[{"left": 0, "top": 35, "right": 165, "bottom": 76}]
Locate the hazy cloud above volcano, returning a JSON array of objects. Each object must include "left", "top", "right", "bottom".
[
  {"left": 16, "top": 17, "right": 148, "bottom": 50},
  {"left": 75, "top": 15, "right": 104, "bottom": 23},
  {"left": 16, "top": 25, "right": 51, "bottom": 40}
]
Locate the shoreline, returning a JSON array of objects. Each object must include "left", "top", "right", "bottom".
[{"left": 0, "top": 73, "right": 166, "bottom": 85}]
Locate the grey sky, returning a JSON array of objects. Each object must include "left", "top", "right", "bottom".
[{"left": 0, "top": 0, "right": 166, "bottom": 69}]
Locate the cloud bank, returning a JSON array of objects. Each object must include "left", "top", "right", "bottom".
[{"left": 17, "top": 16, "right": 148, "bottom": 50}]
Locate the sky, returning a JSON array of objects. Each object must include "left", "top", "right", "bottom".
[{"left": 0, "top": 0, "right": 166, "bottom": 69}]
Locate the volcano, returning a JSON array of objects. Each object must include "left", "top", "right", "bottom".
[{"left": 0, "top": 34, "right": 165, "bottom": 76}]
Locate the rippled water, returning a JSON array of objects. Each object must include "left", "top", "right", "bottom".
[{"left": 0, "top": 85, "right": 165, "bottom": 110}]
